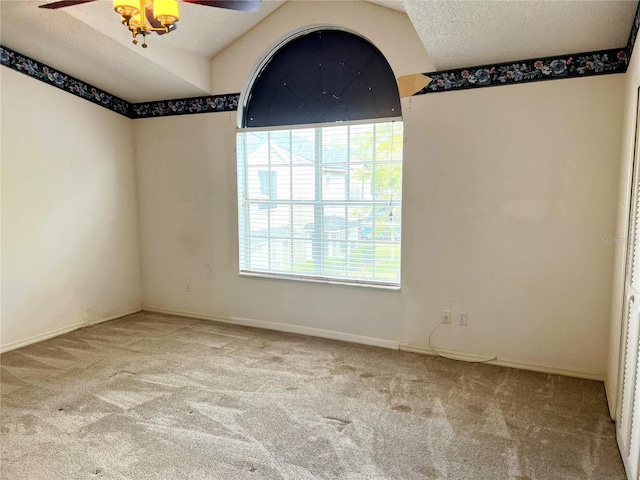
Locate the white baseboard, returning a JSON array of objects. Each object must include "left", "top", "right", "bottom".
[
  {"left": 85, "top": 308, "right": 141, "bottom": 327},
  {"left": 3, "top": 304, "right": 606, "bottom": 382},
  {"left": 142, "top": 305, "right": 400, "bottom": 350},
  {"left": 130, "top": 306, "right": 605, "bottom": 382},
  {"left": 0, "top": 307, "right": 142, "bottom": 354},
  {"left": 399, "top": 343, "right": 605, "bottom": 381}
]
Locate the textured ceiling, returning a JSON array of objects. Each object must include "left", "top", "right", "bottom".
[
  {"left": 404, "top": 0, "right": 637, "bottom": 70},
  {"left": 366, "top": 0, "right": 404, "bottom": 12},
  {"left": 0, "top": 0, "right": 285, "bottom": 102},
  {"left": 0, "top": 1, "right": 209, "bottom": 102},
  {"left": 0, "top": 0, "right": 637, "bottom": 103},
  {"left": 67, "top": 0, "right": 284, "bottom": 59}
]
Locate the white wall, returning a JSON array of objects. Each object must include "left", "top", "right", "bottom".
[
  {"left": 607, "top": 49, "right": 640, "bottom": 416},
  {"left": 136, "top": 1, "right": 624, "bottom": 378},
  {"left": 211, "top": 0, "right": 434, "bottom": 100},
  {"left": 1, "top": 68, "right": 142, "bottom": 352},
  {"left": 402, "top": 78, "right": 622, "bottom": 375}
]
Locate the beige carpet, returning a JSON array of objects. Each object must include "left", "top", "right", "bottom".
[{"left": 0, "top": 312, "right": 626, "bottom": 479}]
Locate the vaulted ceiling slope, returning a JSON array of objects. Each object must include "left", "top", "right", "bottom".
[{"left": 0, "top": 0, "right": 637, "bottom": 103}]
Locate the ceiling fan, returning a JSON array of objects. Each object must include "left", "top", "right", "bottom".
[{"left": 38, "top": 0, "right": 261, "bottom": 48}]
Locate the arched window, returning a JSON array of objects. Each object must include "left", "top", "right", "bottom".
[{"left": 237, "top": 28, "right": 403, "bottom": 287}]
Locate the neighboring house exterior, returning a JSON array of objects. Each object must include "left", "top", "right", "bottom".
[{"left": 239, "top": 128, "right": 388, "bottom": 274}]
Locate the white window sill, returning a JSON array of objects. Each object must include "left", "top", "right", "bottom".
[{"left": 239, "top": 271, "right": 401, "bottom": 291}]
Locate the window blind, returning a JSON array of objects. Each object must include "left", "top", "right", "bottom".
[
  {"left": 237, "top": 121, "right": 403, "bottom": 286},
  {"left": 242, "top": 29, "right": 402, "bottom": 128}
]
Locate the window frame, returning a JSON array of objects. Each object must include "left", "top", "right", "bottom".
[{"left": 236, "top": 117, "right": 403, "bottom": 289}]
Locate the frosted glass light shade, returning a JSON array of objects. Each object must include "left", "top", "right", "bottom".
[
  {"left": 113, "top": 0, "right": 139, "bottom": 17},
  {"left": 154, "top": 0, "right": 179, "bottom": 24},
  {"left": 128, "top": 0, "right": 147, "bottom": 28}
]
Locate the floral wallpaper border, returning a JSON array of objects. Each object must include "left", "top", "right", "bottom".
[
  {"left": 627, "top": 0, "right": 640, "bottom": 62},
  {"left": 0, "top": 44, "right": 240, "bottom": 119},
  {"left": 132, "top": 94, "right": 239, "bottom": 118},
  {"left": 1, "top": 45, "right": 132, "bottom": 117},
  {"left": 1, "top": 37, "right": 634, "bottom": 117},
  {"left": 414, "top": 48, "right": 628, "bottom": 96}
]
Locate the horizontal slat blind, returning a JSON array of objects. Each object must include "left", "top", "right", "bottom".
[{"left": 237, "top": 121, "right": 403, "bottom": 286}]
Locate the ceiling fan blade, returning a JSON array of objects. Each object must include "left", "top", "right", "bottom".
[
  {"left": 145, "top": 5, "right": 178, "bottom": 35},
  {"left": 182, "top": 0, "right": 261, "bottom": 12},
  {"left": 38, "top": 0, "right": 97, "bottom": 9}
]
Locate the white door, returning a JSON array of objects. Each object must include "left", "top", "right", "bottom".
[
  {"left": 617, "top": 88, "right": 640, "bottom": 480},
  {"left": 618, "top": 296, "right": 640, "bottom": 479}
]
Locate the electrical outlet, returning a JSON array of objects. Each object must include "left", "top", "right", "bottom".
[
  {"left": 458, "top": 311, "right": 467, "bottom": 326},
  {"left": 442, "top": 310, "right": 451, "bottom": 324}
]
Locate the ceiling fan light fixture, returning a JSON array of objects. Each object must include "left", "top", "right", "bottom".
[
  {"left": 128, "top": 2, "right": 146, "bottom": 29},
  {"left": 113, "top": 0, "right": 139, "bottom": 21},
  {"left": 154, "top": 0, "right": 179, "bottom": 26},
  {"left": 39, "top": 0, "right": 262, "bottom": 48}
]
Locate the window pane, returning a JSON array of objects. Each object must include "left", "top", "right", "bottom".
[
  {"left": 270, "top": 166, "right": 289, "bottom": 200},
  {"left": 237, "top": 121, "right": 403, "bottom": 286}
]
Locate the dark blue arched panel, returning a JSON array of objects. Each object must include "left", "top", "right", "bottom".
[{"left": 242, "top": 29, "right": 401, "bottom": 128}]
